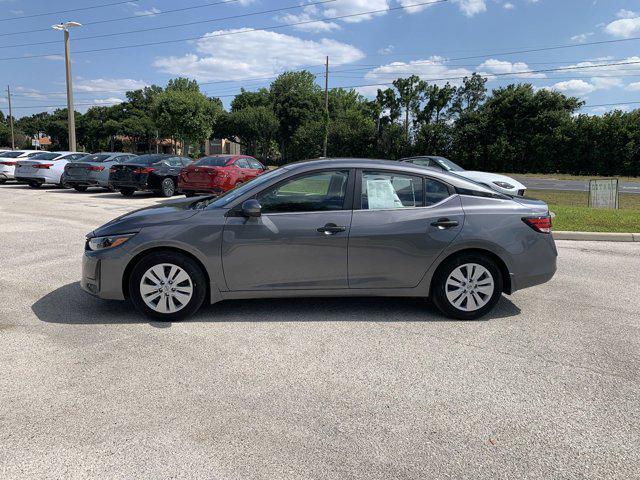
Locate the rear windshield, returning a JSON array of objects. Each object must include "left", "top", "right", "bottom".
[
  {"left": 0, "top": 151, "right": 25, "bottom": 158},
  {"left": 81, "top": 154, "right": 111, "bottom": 163},
  {"left": 30, "top": 152, "right": 60, "bottom": 160},
  {"left": 194, "top": 156, "right": 233, "bottom": 167},
  {"left": 125, "top": 155, "right": 170, "bottom": 166}
]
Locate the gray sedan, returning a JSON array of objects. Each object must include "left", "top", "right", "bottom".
[
  {"left": 81, "top": 159, "right": 557, "bottom": 321},
  {"left": 63, "top": 152, "right": 137, "bottom": 192}
]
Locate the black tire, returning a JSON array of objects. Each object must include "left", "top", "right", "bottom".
[
  {"left": 58, "top": 181, "right": 69, "bottom": 189},
  {"left": 28, "top": 181, "right": 42, "bottom": 188},
  {"left": 0, "top": 179, "right": 6, "bottom": 184},
  {"left": 129, "top": 251, "right": 207, "bottom": 321},
  {"left": 120, "top": 188, "right": 135, "bottom": 197},
  {"left": 73, "top": 185, "right": 88, "bottom": 192},
  {"left": 160, "top": 177, "right": 176, "bottom": 197},
  {"left": 431, "top": 253, "right": 503, "bottom": 320},
  {"left": 184, "top": 191, "right": 196, "bottom": 198}
]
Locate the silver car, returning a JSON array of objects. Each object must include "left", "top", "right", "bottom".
[
  {"left": 81, "top": 159, "right": 557, "bottom": 321},
  {"left": 63, "top": 152, "right": 137, "bottom": 192}
]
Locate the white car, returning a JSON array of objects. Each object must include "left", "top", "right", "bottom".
[
  {"left": 0, "top": 150, "right": 41, "bottom": 183},
  {"left": 401, "top": 156, "right": 527, "bottom": 196},
  {"left": 14, "top": 151, "right": 88, "bottom": 188}
]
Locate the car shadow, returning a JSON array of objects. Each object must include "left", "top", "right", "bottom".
[{"left": 32, "top": 282, "right": 522, "bottom": 327}]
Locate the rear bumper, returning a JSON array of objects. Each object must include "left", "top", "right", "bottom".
[
  {"left": 179, "top": 185, "right": 225, "bottom": 194},
  {"left": 15, "top": 171, "right": 59, "bottom": 184},
  {"left": 510, "top": 235, "right": 558, "bottom": 292},
  {"left": 65, "top": 178, "right": 100, "bottom": 187},
  {"left": 109, "top": 180, "right": 148, "bottom": 191}
]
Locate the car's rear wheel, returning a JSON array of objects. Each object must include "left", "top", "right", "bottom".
[
  {"left": 184, "top": 191, "right": 196, "bottom": 197},
  {"left": 0, "top": 179, "right": 6, "bottom": 184},
  {"left": 120, "top": 188, "right": 135, "bottom": 197},
  {"left": 129, "top": 251, "right": 207, "bottom": 321},
  {"left": 28, "top": 181, "right": 41, "bottom": 188},
  {"left": 432, "top": 253, "right": 503, "bottom": 320},
  {"left": 73, "top": 185, "right": 88, "bottom": 192},
  {"left": 160, "top": 178, "right": 176, "bottom": 197}
]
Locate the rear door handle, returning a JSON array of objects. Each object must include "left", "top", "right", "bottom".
[
  {"left": 431, "top": 218, "right": 459, "bottom": 229},
  {"left": 317, "top": 223, "right": 347, "bottom": 235}
]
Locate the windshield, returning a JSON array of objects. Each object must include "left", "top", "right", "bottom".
[
  {"left": 433, "top": 157, "right": 465, "bottom": 172},
  {"left": 81, "top": 154, "right": 111, "bottom": 163},
  {"left": 126, "top": 155, "right": 169, "bottom": 166},
  {"left": 0, "top": 151, "right": 25, "bottom": 158},
  {"left": 195, "top": 156, "right": 233, "bottom": 167},
  {"left": 30, "top": 152, "right": 60, "bottom": 160},
  {"left": 205, "top": 168, "right": 287, "bottom": 209}
]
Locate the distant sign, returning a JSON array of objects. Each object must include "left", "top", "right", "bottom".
[{"left": 589, "top": 179, "right": 619, "bottom": 209}]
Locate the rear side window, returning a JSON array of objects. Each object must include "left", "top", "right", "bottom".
[
  {"left": 0, "top": 151, "right": 25, "bottom": 158},
  {"left": 82, "top": 154, "right": 110, "bottom": 163},
  {"left": 195, "top": 156, "right": 233, "bottom": 167},
  {"left": 180, "top": 157, "right": 193, "bottom": 166},
  {"left": 30, "top": 153, "right": 59, "bottom": 160},
  {"left": 361, "top": 171, "right": 423, "bottom": 210},
  {"left": 425, "top": 178, "right": 452, "bottom": 206},
  {"left": 235, "top": 158, "right": 250, "bottom": 169},
  {"left": 248, "top": 159, "right": 264, "bottom": 169},
  {"left": 62, "top": 154, "right": 88, "bottom": 161}
]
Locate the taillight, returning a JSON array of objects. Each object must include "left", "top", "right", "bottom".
[
  {"left": 133, "top": 167, "right": 155, "bottom": 174},
  {"left": 522, "top": 216, "right": 552, "bottom": 234},
  {"left": 109, "top": 167, "right": 117, "bottom": 173},
  {"left": 34, "top": 163, "right": 53, "bottom": 169},
  {"left": 0, "top": 161, "right": 17, "bottom": 166},
  {"left": 87, "top": 166, "right": 105, "bottom": 171}
]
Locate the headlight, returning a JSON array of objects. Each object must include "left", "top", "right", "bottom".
[
  {"left": 493, "top": 181, "right": 515, "bottom": 190},
  {"left": 86, "top": 233, "right": 135, "bottom": 251}
]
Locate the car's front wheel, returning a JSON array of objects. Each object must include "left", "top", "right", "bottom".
[
  {"left": 432, "top": 253, "right": 503, "bottom": 320},
  {"left": 120, "top": 188, "right": 135, "bottom": 197},
  {"left": 73, "top": 185, "right": 88, "bottom": 192},
  {"left": 129, "top": 251, "right": 207, "bottom": 321},
  {"left": 28, "top": 181, "right": 42, "bottom": 188}
]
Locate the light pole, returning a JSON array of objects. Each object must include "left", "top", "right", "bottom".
[{"left": 52, "top": 21, "right": 82, "bottom": 151}]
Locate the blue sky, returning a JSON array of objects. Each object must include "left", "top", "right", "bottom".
[{"left": 2, "top": 0, "right": 640, "bottom": 117}]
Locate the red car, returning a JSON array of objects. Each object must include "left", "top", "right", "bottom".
[{"left": 178, "top": 155, "right": 267, "bottom": 197}]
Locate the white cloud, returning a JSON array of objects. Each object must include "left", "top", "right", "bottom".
[
  {"left": 478, "top": 59, "right": 546, "bottom": 78},
  {"left": 74, "top": 78, "right": 148, "bottom": 93},
  {"left": 549, "top": 79, "right": 597, "bottom": 95},
  {"left": 277, "top": 5, "right": 340, "bottom": 33},
  {"left": 324, "top": 0, "right": 389, "bottom": 23},
  {"left": 625, "top": 82, "right": 640, "bottom": 91},
  {"left": 451, "top": 0, "right": 486, "bottom": 17},
  {"left": 93, "top": 97, "right": 124, "bottom": 105},
  {"left": 134, "top": 7, "right": 161, "bottom": 16},
  {"left": 378, "top": 45, "right": 395, "bottom": 55},
  {"left": 43, "top": 55, "right": 64, "bottom": 61},
  {"left": 605, "top": 15, "right": 640, "bottom": 38},
  {"left": 398, "top": 0, "right": 439, "bottom": 14},
  {"left": 356, "top": 56, "right": 473, "bottom": 96},
  {"left": 617, "top": 9, "right": 638, "bottom": 19},
  {"left": 503, "top": 2, "right": 515, "bottom": 10},
  {"left": 590, "top": 77, "right": 623, "bottom": 90},
  {"left": 153, "top": 29, "right": 364, "bottom": 82},
  {"left": 570, "top": 32, "right": 593, "bottom": 43}
]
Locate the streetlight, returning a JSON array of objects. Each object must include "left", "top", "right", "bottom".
[{"left": 52, "top": 21, "right": 82, "bottom": 151}]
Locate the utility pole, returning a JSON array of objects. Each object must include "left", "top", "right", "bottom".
[
  {"left": 6, "top": 85, "right": 15, "bottom": 149},
  {"left": 323, "top": 56, "right": 329, "bottom": 158},
  {"left": 52, "top": 22, "right": 82, "bottom": 151}
]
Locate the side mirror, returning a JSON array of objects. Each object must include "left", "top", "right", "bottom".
[{"left": 241, "top": 199, "right": 262, "bottom": 218}]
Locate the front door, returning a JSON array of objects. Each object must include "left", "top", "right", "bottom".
[
  {"left": 222, "top": 169, "right": 354, "bottom": 291},
  {"left": 348, "top": 170, "right": 464, "bottom": 289}
]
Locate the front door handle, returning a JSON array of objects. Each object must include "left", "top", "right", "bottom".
[
  {"left": 317, "top": 223, "right": 347, "bottom": 235},
  {"left": 431, "top": 218, "right": 459, "bottom": 229}
]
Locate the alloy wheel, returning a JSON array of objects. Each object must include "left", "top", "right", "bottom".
[
  {"left": 140, "top": 263, "right": 193, "bottom": 314},
  {"left": 445, "top": 263, "right": 495, "bottom": 312},
  {"left": 162, "top": 178, "right": 175, "bottom": 197}
]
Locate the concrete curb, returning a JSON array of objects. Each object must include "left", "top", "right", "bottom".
[{"left": 553, "top": 231, "right": 640, "bottom": 242}]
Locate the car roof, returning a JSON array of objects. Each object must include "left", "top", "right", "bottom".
[{"left": 282, "top": 158, "right": 498, "bottom": 194}]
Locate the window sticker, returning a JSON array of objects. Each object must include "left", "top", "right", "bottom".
[{"left": 366, "top": 178, "right": 404, "bottom": 209}]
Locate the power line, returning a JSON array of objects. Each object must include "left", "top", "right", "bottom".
[
  {"left": 0, "top": 0, "right": 241, "bottom": 37},
  {"left": 0, "top": 0, "right": 339, "bottom": 49},
  {"left": 0, "top": 0, "right": 448, "bottom": 60},
  {"left": 0, "top": 0, "right": 146, "bottom": 23}
]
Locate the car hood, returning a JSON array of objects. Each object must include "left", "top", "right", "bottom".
[
  {"left": 89, "top": 198, "right": 203, "bottom": 237},
  {"left": 456, "top": 171, "right": 526, "bottom": 190}
]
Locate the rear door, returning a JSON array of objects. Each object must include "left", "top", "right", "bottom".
[
  {"left": 233, "top": 158, "right": 251, "bottom": 182},
  {"left": 348, "top": 170, "right": 464, "bottom": 289},
  {"left": 222, "top": 169, "right": 354, "bottom": 291}
]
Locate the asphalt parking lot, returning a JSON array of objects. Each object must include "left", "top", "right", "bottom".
[{"left": 1, "top": 183, "right": 638, "bottom": 479}]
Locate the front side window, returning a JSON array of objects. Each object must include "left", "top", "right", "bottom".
[
  {"left": 425, "top": 178, "right": 452, "bottom": 206},
  {"left": 257, "top": 170, "right": 349, "bottom": 214},
  {"left": 235, "top": 158, "right": 250, "bottom": 169},
  {"left": 361, "top": 171, "right": 423, "bottom": 210},
  {"left": 248, "top": 159, "right": 263, "bottom": 169}
]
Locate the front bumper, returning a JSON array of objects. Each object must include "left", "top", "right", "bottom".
[{"left": 81, "top": 248, "right": 132, "bottom": 300}]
